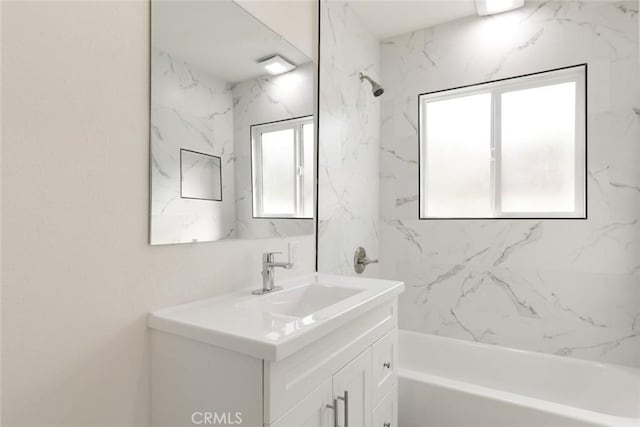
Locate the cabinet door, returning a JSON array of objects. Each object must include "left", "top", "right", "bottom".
[
  {"left": 372, "top": 330, "right": 397, "bottom": 406},
  {"left": 372, "top": 387, "right": 397, "bottom": 427},
  {"left": 332, "top": 349, "right": 372, "bottom": 427},
  {"left": 270, "top": 378, "right": 334, "bottom": 427}
]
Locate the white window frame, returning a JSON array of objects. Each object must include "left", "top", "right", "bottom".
[
  {"left": 251, "top": 115, "right": 314, "bottom": 219},
  {"left": 418, "top": 64, "right": 587, "bottom": 219}
]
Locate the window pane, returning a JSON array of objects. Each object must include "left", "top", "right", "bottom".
[
  {"left": 501, "top": 82, "right": 576, "bottom": 213},
  {"left": 302, "top": 122, "right": 314, "bottom": 217},
  {"left": 261, "top": 128, "right": 296, "bottom": 215},
  {"left": 424, "top": 93, "right": 492, "bottom": 217}
]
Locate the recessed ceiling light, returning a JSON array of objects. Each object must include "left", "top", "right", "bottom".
[
  {"left": 259, "top": 55, "right": 296, "bottom": 76},
  {"left": 476, "top": 0, "right": 525, "bottom": 15}
]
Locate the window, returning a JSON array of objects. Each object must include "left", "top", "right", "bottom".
[
  {"left": 419, "top": 65, "right": 586, "bottom": 219},
  {"left": 251, "top": 116, "right": 314, "bottom": 219}
]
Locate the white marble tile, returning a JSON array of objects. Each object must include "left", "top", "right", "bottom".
[
  {"left": 318, "top": 0, "right": 639, "bottom": 367},
  {"left": 377, "top": 1, "right": 640, "bottom": 367},
  {"left": 150, "top": 49, "right": 236, "bottom": 244},
  {"left": 318, "top": 0, "right": 382, "bottom": 276}
]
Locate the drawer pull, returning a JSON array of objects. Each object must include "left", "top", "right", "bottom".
[
  {"left": 338, "top": 391, "right": 349, "bottom": 427},
  {"left": 383, "top": 361, "right": 391, "bottom": 369},
  {"left": 326, "top": 399, "right": 339, "bottom": 427}
]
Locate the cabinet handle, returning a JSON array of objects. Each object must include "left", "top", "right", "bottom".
[
  {"left": 383, "top": 361, "right": 391, "bottom": 369},
  {"left": 337, "top": 391, "right": 349, "bottom": 427},
  {"left": 326, "top": 399, "right": 339, "bottom": 427},
  {"left": 383, "top": 423, "right": 391, "bottom": 427}
]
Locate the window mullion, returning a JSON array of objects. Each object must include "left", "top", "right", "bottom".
[
  {"left": 255, "top": 131, "right": 265, "bottom": 217},
  {"left": 419, "top": 98, "right": 427, "bottom": 218},
  {"left": 493, "top": 90, "right": 502, "bottom": 217},
  {"left": 295, "top": 123, "right": 303, "bottom": 216}
]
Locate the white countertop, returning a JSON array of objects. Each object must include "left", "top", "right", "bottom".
[{"left": 148, "top": 273, "right": 404, "bottom": 361}]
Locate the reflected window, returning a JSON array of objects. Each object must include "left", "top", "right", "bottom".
[
  {"left": 419, "top": 65, "right": 586, "bottom": 219},
  {"left": 251, "top": 116, "right": 314, "bottom": 218}
]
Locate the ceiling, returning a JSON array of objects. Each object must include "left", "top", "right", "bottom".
[
  {"left": 347, "top": 0, "right": 477, "bottom": 40},
  {"left": 152, "top": 1, "right": 310, "bottom": 83}
]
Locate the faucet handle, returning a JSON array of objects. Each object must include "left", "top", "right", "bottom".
[
  {"left": 263, "top": 252, "right": 282, "bottom": 262},
  {"left": 263, "top": 249, "right": 295, "bottom": 269},
  {"left": 354, "top": 247, "right": 378, "bottom": 274}
]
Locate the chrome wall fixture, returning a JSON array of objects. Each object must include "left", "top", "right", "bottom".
[
  {"left": 354, "top": 246, "right": 379, "bottom": 274},
  {"left": 359, "top": 73, "right": 384, "bottom": 97}
]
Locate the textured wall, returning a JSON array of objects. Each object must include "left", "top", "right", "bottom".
[
  {"left": 318, "top": 0, "right": 382, "bottom": 277},
  {"left": 379, "top": 1, "right": 640, "bottom": 367},
  {"left": 232, "top": 62, "right": 315, "bottom": 239}
]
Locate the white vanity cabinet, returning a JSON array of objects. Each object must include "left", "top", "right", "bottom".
[
  {"left": 149, "top": 274, "right": 404, "bottom": 427},
  {"left": 151, "top": 301, "right": 399, "bottom": 427}
]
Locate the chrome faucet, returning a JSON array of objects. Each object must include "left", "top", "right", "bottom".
[{"left": 252, "top": 252, "right": 294, "bottom": 295}]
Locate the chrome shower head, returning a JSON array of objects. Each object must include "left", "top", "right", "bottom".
[{"left": 359, "top": 72, "right": 384, "bottom": 97}]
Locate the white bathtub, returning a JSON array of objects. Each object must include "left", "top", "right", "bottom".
[{"left": 398, "top": 330, "right": 640, "bottom": 427}]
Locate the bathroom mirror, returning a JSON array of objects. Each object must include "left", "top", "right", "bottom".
[{"left": 150, "top": 0, "right": 315, "bottom": 245}]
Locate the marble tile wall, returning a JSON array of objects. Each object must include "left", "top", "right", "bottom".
[
  {"left": 232, "top": 63, "right": 315, "bottom": 239},
  {"left": 318, "top": 0, "right": 382, "bottom": 277},
  {"left": 378, "top": 1, "right": 640, "bottom": 367},
  {"left": 150, "top": 49, "right": 236, "bottom": 244}
]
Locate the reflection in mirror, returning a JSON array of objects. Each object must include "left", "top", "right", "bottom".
[
  {"left": 150, "top": 0, "right": 315, "bottom": 245},
  {"left": 251, "top": 116, "right": 314, "bottom": 219},
  {"left": 180, "top": 150, "right": 222, "bottom": 202}
]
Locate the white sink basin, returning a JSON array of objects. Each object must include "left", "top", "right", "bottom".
[
  {"left": 236, "top": 284, "right": 363, "bottom": 318},
  {"left": 148, "top": 273, "right": 404, "bottom": 361}
]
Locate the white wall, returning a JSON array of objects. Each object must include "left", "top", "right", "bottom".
[
  {"left": 317, "top": 0, "right": 381, "bottom": 277},
  {"left": 0, "top": 1, "right": 316, "bottom": 426},
  {"left": 379, "top": 1, "right": 640, "bottom": 367}
]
